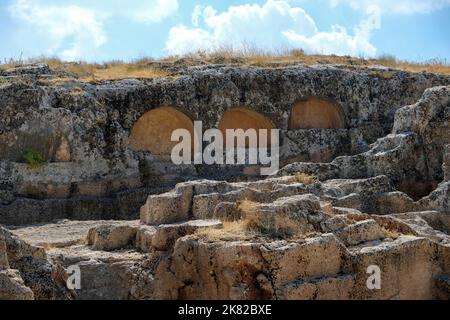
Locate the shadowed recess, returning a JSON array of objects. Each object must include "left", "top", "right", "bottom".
[
  {"left": 218, "top": 107, "right": 275, "bottom": 147},
  {"left": 289, "top": 98, "right": 345, "bottom": 129},
  {"left": 130, "top": 106, "right": 194, "bottom": 156}
]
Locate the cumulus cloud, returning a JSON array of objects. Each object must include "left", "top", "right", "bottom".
[
  {"left": 329, "top": 0, "right": 450, "bottom": 14},
  {"left": 9, "top": 0, "right": 107, "bottom": 60},
  {"left": 8, "top": 0, "right": 179, "bottom": 60},
  {"left": 284, "top": 5, "right": 380, "bottom": 56},
  {"left": 166, "top": 0, "right": 381, "bottom": 57},
  {"left": 191, "top": 4, "right": 203, "bottom": 27},
  {"left": 123, "top": 0, "right": 179, "bottom": 24}
]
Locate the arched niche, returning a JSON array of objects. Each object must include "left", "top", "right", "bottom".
[
  {"left": 218, "top": 107, "right": 275, "bottom": 147},
  {"left": 130, "top": 106, "right": 194, "bottom": 156},
  {"left": 289, "top": 97, "right": 345, "bottom": 129}
]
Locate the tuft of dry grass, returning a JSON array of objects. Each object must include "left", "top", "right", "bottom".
[
  {"left": 197, "top": 198, "right": 309, "bottom": 240},
  {"left": 288, "top": 173, "right": 318, "bottom": 185},
  {"left": 382, "top": 227, "right": 400, "bottom": 240},
  {"left": 239, "top": 199, "right": 269, "bottom": 231},
  {"left": 238, "top": 199, "right": 304, "bottom": 239},
  {"left": 196, "top": 220, "right": 256, "bottom": 241}
]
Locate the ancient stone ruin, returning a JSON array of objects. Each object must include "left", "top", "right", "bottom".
[{"left": 0, "top": 63, "right": 449, "bottom": 300}]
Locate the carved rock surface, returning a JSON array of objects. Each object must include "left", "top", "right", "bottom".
[
  {"left": 0, "top": 65, "right": 449, "bottom": 300},
  {"left": 0, "top": 226, "right": 69, "bottom": 300}
]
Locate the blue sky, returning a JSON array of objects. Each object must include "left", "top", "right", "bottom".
[{"left": 0, "top": 0, "right": 449, "bottom": 63}]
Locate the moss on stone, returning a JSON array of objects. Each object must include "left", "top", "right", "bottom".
[{"left": 23, "top": 149, "right": 46, "bottom": 169}]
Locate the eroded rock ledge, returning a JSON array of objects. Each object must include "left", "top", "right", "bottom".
[
  {"left": 0, "top": 65, "right": 449, "bottom": 300},
  {"left": 1, "top": 64, "right": 449, "bottom": 225}
]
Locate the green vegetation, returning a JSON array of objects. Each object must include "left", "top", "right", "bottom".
[{"left": 23, "top": 149, "right": 46, "bottom": 169}]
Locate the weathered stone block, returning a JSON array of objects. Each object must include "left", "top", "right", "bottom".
[
  {"left": 87, "top": 223, "right": 138, "bottom": 251},
  {"left": 335, "top": 220, "right": 384, "bottom": 246},
  {"left": 136, "top": 220, "right": 223, "bottom": 252},
  {"left": 0, "top": 269, "right": 34, "bottom": 300},
  {"left": 283, "top": 274, "right": 355, "bottom": 300},
  {"left": 140, "top": 184, "right": 193, "bottom": 225},
  {"left": 261, "top": 234, "right": 351, "bottom": 289}
]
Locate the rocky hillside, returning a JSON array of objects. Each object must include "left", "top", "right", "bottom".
[{"left": 0, "top": 63, "right": 449, "bottom": 300}]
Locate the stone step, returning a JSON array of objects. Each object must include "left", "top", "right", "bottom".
[
  {"left": 10, "top": 220, "right": 139, "bottom": 249},
  {"left": 136, "top": 219, "right": 223, "bottom": 252},
  {"left": 283, "top": 274, "right": 355, "bottom": 300},
  {"left": 335, "top": 219, "right": 385, "bottom": 246}
]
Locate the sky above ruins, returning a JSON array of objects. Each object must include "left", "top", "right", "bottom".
[{"left": 0, "top": 0, "right": 449, "bottom": 63}]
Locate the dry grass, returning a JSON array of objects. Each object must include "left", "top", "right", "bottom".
[
  {"left": 195, "top": 199, "right": 260, "bottom": 240},
  {"left": 87, "top": 64, "right": 169, "bottom": 81},
  {"left": 382, "top": 227, "right": 400, "bottom": 240},
  {"left": 163, "top": 48, "right": 367, "bottom": 67},
  {"left": 1, "top": 56, "right": 169, "bottom": 81},
  {"left": 238, "top": 199, "right": 269, "bottom": 231},
  {"left": 196, "top": 220, "right": 256, "bottom": 241},
  {"left": 288, "top": 173, "right": 318, "bottom": 185},
  {"left": 163, "top": 48, "right": 450, "bottom": 74},
  {"left": 196, "top": 198, "right": 308, "bottom": 240},
  {"left": 238, "top": 199, "right": 305, "bottom": 239},
  {"left": 372, "top": 54, "right": 450, "bottom": 74},
  {"left": 2, "top": 50, "right": 449, "bottom": 80}
]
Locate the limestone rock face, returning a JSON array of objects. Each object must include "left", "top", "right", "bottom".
[
  {"left": 140, "top": 184, "right": 194, "bottom": 225},
  {"left": 48, "top": 246, "right": 152, "bottom": 300},
  {"left": 280, "top": 129, "right": 351, "bottom": 163},
  {"left": 136, "top": 220, "right": 223, "bottom": 252},
  {"left": 87, "top": 222, "right": 139, "bottom": 251},
  {"left": 334, "top": 220, "right": 384, "bottom": 246},
  {"left": 283, "top": 274, "right": 355, "bottom": 300},
  {"left": 444, "top": 145, "right": 450, "bottom": 182},
  {"left": 0, "top": 226, "right": 69, "bottom": 300},
  {"left": 5, "top": 205, "right": 450, "bottom": 300},
  {"left": 0, "top": 64, "right": 449, "bottom": 300},
  {"left": 393, "top": 86, "right": 450, "bottom": 189},
  {"left": 279, "top": 85, "right": 450, "bottom": 201},
  {"left": 0, "top": 64, "right": 51, "bottom": 77},
  {"left": 0, "top": 237, "right": 9, "bottom": 269},
  {"left": 421, "top": 181, "right": 450, "bottom": 213},
  {"left": 264, "top": 234, "right": 351, "bottom": 290},
  {"left": 436, "top": 276, "right": 450, "bottom": 299},
  {"left": 0, "top": 64, "right": 449, "bottom": 225},
  {"left": 0, "top": 269, "right": 34, "bottom": 300},
  {"left": 239, "top": 194, "right": 323, "bottom": 236}
]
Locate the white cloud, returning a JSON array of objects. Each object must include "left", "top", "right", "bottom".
[
  {"left": 9, "top": 0, "right": 107, "bottom": 61},
  {"left": 125, "top": 0, "right": 179, "bottom": 24},
  {"left": 284, "top": 5, "right": 380, "bottom": 56},
  {"left": 8, "top": 0, "right": 180, "bottom": 60},
  {"left": 191, "top": 4, "right": 203, "bottom": 27},
  {"left": 166, "top": 0, "right": 381, "bottom": 57},
  {"left": 167, "top": 26, "right": 215, "bottom": 55},
  {"left": 330, "top": 0, "right": 450, "bottom": 14}
]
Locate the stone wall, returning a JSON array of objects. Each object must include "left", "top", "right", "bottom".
[{"left": 0, "top": 64, "right": 448, "bottom": 224}]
